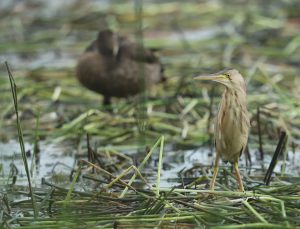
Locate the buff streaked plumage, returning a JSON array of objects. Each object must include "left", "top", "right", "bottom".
[{"left": 195, "top": 69, "right": 250, "bottom": 191}]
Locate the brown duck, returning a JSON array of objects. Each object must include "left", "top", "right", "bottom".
[{"left": 76, "top": 29, "right": 165, "bottom": 105}]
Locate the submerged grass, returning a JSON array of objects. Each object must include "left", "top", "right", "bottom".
[{"left": 4, "top": 177, "right": 300, "bottom": 228}]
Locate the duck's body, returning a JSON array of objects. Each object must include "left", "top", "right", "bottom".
[{"left": 76, "top": 30, "right": 164, "bottom": 104}]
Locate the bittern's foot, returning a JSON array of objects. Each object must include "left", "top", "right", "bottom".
[
  {"left": 238, "top": 186, "right": 245, "bottom": 192},
  {"left": 237, "top": 177, "right": 245, "bottom": 192}
]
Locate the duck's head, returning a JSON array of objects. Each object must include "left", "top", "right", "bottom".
[{"left": 97, "top": 29, "right": 119, "bottom": 57}]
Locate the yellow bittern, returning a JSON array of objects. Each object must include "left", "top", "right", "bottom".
[{"left": 195, "top": 69, "right": 250, "bottom": 191}]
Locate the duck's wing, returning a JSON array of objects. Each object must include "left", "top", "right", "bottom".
[{"left": 117, "top": 36, "right": 160, "bottom": 63}]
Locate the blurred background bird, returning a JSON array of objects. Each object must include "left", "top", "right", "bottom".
[
  {"left": 195, "top": 69, "right": 250, "bottom": 192},
  {"left": 76, "top": 29, "right": 165, "bottom": 106}
]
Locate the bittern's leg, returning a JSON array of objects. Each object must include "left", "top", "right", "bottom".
[
  {"left": 210, "top": 153, "right": 220, "bottom": 191},
  {"left": 233, "top": 161, "right": 244, "bottom": 192}
]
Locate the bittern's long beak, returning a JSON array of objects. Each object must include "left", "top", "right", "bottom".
[{"left": 194, "top": 73, "right": 227, "bottom": 84}]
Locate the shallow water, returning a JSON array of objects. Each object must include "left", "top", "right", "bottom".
[
  {"left": 0, "top": 140, "right": 75, "bottom": 186},
  {"left": 1, "top": 140, "right": 299, "bottom": 188}
]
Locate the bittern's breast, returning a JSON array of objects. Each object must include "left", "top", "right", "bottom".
[{"left": 214, "top": 89, "right": 249, "bottom": 163}]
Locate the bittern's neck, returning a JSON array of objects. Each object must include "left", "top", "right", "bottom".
[{"left": 224, "top": 87, "right": 247, "bottom": 107}]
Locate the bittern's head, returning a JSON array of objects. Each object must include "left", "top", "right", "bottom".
[
  {"left": 194, "top": 69, "right": 246, "bottom": 92},
  {"left": 97, "top": 29, "right": 119, "bottom": 57}
]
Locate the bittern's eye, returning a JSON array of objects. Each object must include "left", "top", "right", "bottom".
[{"left": 224, "top": 73, "right": 232, "bottom": 80}]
